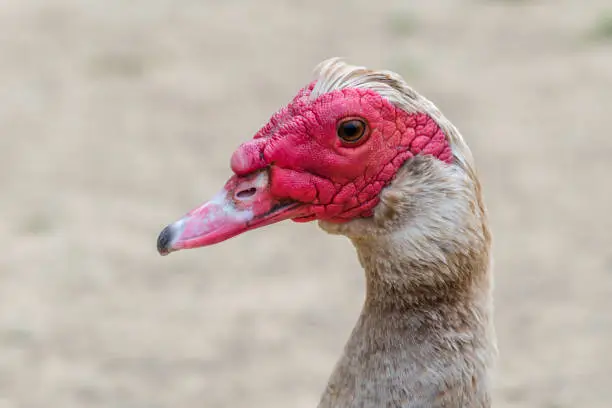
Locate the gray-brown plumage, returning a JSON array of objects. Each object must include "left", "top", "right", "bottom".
[{"left": 318, "top": 155, "right": 494, "bottom": 407}]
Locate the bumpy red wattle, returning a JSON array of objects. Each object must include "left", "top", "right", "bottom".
[{"left": 229, "top": 83, "right": 453, "bottom": 222}]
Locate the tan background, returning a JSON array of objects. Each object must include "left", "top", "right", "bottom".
[{"left": 1, "top": 0, "right": 611, "bottom": 407}]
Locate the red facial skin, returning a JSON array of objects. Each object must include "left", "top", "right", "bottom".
[{"left": 158, "top": 82, "right": 452, "bottom": 254}]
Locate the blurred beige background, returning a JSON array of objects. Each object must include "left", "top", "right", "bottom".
[{"left": 1, "top": 0, "right": 611, "bottom": 407}]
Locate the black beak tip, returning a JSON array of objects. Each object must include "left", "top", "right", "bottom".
[{"left": 157, "top": 225, "right": 174, "bottom": 256}]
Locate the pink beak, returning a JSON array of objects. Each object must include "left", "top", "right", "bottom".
[{"left": 157, "top": 170, "right": 308, "bottom": 255}]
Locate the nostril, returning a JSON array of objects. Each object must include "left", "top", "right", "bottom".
[{"left": 235, "top": 187, "right": 257, "bottom": 200}]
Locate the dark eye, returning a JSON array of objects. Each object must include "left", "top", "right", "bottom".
[{"left": 337, "top": 118, "right": 367, "bottom": 144}]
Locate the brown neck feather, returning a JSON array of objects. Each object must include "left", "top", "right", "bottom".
[{"left": 317, "top": 156, "right": 495, "bottom": 408}]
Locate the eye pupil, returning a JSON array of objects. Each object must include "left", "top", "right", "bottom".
[
  {"left": 338, "top": 119, "right": 366, "bottom": 143},
  {"left": 344, "top": 123, "right": 358, "bottom": 136}
]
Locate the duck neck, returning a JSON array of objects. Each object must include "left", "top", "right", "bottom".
[{"left": 318, "top": 232, "right": 495, "bottom": 408}]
